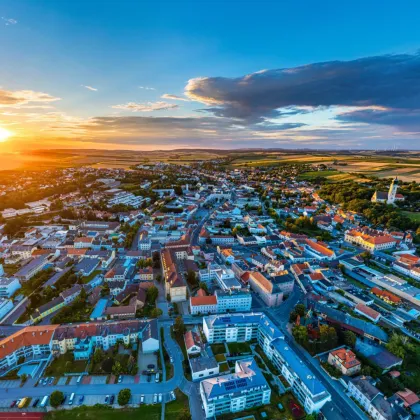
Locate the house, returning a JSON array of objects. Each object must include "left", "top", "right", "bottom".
[
  {"left": 138, "top": 266, "right": 154, "bottom": 281},
  {"left": 184, "top": 330, "right": 202, "bottom": 355},
  {"left": 247, "top": 271, "right": 283, "bottom": 307},
  {"left": 348, "top": 376, "right": 410, "bottom": 420},
  {"left": 328, "top": 348, "right": 361, "bottom": 376},
  {"left": 354, "top": 303, "right": 381, "bottom": 323},
  {"left": 190, "top": 355, "right": 219, "bottom": 382}
]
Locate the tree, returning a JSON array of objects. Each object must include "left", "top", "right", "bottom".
[
  {"left": 386, "top": 334, "right": 406, "bottom": 358},
  {"left": 101, "top": 282, "right": 110, "bottom": 297},
  {"left": 343, "top": 331, "right": 357, "bottom": 348},
  {"left": 174, "top": 316, "right": 186, "bottom": 335},
  {"left": 177, "top": 408, "right": 192, "bottom": 420},
  {"left": 199, "top": 282, "right": 209, "bottom": 294},
  {"left": 186, "top": 270, "right": 197, "bottom": 286},
  {"left": 118, "top": 388, "right": 131, "bottom": 406},
  {"left": 147, "top": 286, "right": 159, "bottom": 304},
  {"left": 50, "top": 390, "right": 64, "bottom": 408},
  {"left": 112, "top": 361, "right": 123, "bottom": 376},
  {"left": 93, "top": 348, "right": 104, "bottom": 363},
  {"left": 151, "top": 308, "right": 163, "bottom": 318},
  {"left": 156, "top": 274, "right": 162, "bottom": 282},
  {"left": 292, "top": 326, "right": 308, "bottom": 344},
  {"left": 20, "top": 373, "right": 28, "bottom": 383}
]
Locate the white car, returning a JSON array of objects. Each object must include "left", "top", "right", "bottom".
[
  {"left": 170, "top": 391, "right": 175, "bottom": 401},
  {"left": 158, "top": 393, "right": 162, "bottom": 403},
  {"left": 153, "top": 394, "right": 157, "bottom": 404}
]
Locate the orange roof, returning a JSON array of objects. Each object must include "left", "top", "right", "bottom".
[
  {"left": 355, "top": 303, "right": 380, "bottom": 320},
  {"left": 309, "top": 273, "right": 324, "bottom": 281},
  {"left": 305, "top": 239, "right": 334, "bottom": 256},
  {"left": 75, "top": 237, "right": 94, "bottom": 243},
  {"left": 190, "top": 295, "right": 217, "bottom": 306},
  {"left": 68, "top": 249, "right": 87, "bottom": 256},
  {"left": 396, "top": 389, "right": 420, "bottom": 407},
  {"left": 184, "top": 330, "right": 201, "bottom": 350},
  {"left": 371, "top": 287, "right": 401, "bottom": 303},
  {"left": 249, "top": 272, "right": 273, "bottom": 294},
  {"left": 0, "top": 325, "right": 59, "bottom": 359},
  {"left": 330, "top": 348, "right": 360, "bottom": 369}
]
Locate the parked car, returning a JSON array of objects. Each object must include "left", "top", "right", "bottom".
[
  {"left": 110, "top": 395, "right": 115, "bottom": 405},
  {"left": 153, "top": 394, "right": 157, "bottom": 404},
  {"left": 147, "top": 364, "right": 155, "bottom": 369},
  {"left": 158, "top": 394, "right": 162, "bottom": 403},
  {"left": 118, "top": 375, "right": 123, "bottom": 383},
  {"left": 105, "top": 395, "right": 110, "bottom": 404},
  {"left": 32, "top": 398, "right": 40, "bottom": 408},
  {"left": 78, "top": 395, "right": 85, "bottom": 405},
  {"left": 170, "top": 356, "right": 173, "bottom": 363},
  {"left": 48, "top": 377, "right": 54, "bottom": 385},
  {"left": 147, "top": 374, "right": 151, "bottom": 382},
  {"left": 10, "top": 401, "right": 17, "bottom": 408},
  {"left": 170, "top": 391, "right": 175, "bottom": 401},
  {"left": 140, "top": 395, "right": 144, "bottom": 404}
]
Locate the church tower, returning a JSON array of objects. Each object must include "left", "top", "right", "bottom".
[{"left": 387, "top": 177, "right": 398, "bottom": 204}]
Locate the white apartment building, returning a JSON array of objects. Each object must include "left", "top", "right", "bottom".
[
  {"left": 200, "top": 358, "right": 271, "bottom": 418},
  {"left": 0, "top": 277, "right": 21, "bottom": 298},
  {"left": 107, "top": 191, "right": 144, "bottom": 208},
  {"left": 0, "top": 299, "right": 13, "bottom": 322},
  {"left": 203, "top": 313, "right": 331, "bottom": 414}
]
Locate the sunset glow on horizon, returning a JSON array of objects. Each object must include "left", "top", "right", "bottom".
[{"left": 1, "top": 1, "right": 420, "bottom": 152}]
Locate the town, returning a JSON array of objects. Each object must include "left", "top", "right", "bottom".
[{"left": 0, "top": 159, "right": 419, "bottom": 420}]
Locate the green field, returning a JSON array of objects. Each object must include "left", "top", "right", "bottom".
[
  {"left": 45, "top": 406, "right": 161, "bottom": 420},
  {"left": 403, "top": 211, "right": 420, "bottom": 222},
  {"left": 297, "top": 170, "right": 340, "bottom": 180},
  {"left": 45, "top": 389, "right": 189, "bottom": 420}
]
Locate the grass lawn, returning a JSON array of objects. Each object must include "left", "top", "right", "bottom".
[
  {"left": 210, "top": 343, "right": 226, "bottom": 355},
  {"left": 219, "top": 363, "right": 230, "bottom": 373},
  {"left": 402, "top": 211, "right": 420, "bottom": 222},
  {"left": 81, "top": 270, "right": 102, "bottom": 284},
  {"left": 45, "top": 405, "right": 161, "bottom": 420},
  {"left": 165, "top": 389, "right": 189, "bottom": 419},
  {"left": 215, "top": 354, "right": 227, "bottom": 362},
  {"left": 45, "top": 353, "right": 87, "bottom": 376},
  {"left": 227, "top": 342, "right": 251, "bottom": 354}
]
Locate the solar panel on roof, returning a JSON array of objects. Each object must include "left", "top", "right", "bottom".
[
  {"left": 224, "top": 381, "right": 236, "bottom": 391},
  {"left": 236, "top": 378, "right": 248, "bottom": 388}
]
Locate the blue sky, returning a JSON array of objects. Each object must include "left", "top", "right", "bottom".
[{"left": 1, "top": 0, "right": 420, "bottom": 150}]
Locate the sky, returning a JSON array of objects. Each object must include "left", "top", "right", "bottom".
[{"left": 1, "top": 0, "right": 420, "bottom": 152}]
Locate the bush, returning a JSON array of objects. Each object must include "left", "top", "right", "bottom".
[
  {"left": 118, "top": 388, "right": 131, "bottom": 406},
  {"left": 50, "top": 390, "right": 64, "bottom": 408}
]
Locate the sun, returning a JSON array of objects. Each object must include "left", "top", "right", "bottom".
[{"left": 0, "top": 127, "right": 12, "bottom": 142}]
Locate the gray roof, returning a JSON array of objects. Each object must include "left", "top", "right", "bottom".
[
  {"left": 272, "top": 337, "right": 328, "bottom": 397},
  {"left": 201, "top": 358, "right": 268, "bottom": 400},
  {"left": 190, "top": 355, "right": 218, "bottom": 373}
]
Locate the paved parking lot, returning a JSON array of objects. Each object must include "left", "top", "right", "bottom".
[
  {"left": 0, "top": 380, "right": 21, "bottom": 389},
  {"left": 57, "top": 377, "right": 67, "bottom": 386},
  {"left": 90, "top": 375, "right": 107, "bottom": 385}
]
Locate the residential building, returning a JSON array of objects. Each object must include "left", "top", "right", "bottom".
[
  {"left": 200, "top": 358, "right": 271, "bottom": 418},
  {"left": 247, "top": 271, "right": 283, "bottom": 307},
  {"left": 0, "top": 277, "right": 21, "bottom": 298},
  {"left": 191, "top": 356, "right": 219, "bottom": 382},
  {"left": 348, "top": 376, "right": 410, "bottom": 420},
  {"left": 0, "top": 299, "right": 13, "bottom": 322},
  {"left": 203, "top": 313, "right": 331, "bottom": 413},
  {"left": 327, "top": 348, "right": 361, "bottom": 376},
  {"left": 15, "top": 256, "right": 49, "bottom": 281}
]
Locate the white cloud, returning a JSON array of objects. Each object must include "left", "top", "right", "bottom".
[
  {"left": 0, "top": 89, "right": 61, "bottom": 108},
  {"left": 2, "top": 17, "right": 17, "bottom": 26},
  {"left": 111, "top": 101, "right": 179, "bottom": 112},
  {"left": 82, "top": 85, "right": 98, "bottom": 91},
  {"left": 138, "top": 86, "right": 155, "bottom": 90},
  {"left": 161, "top": 93, "right": 190, "bottom": 102}
]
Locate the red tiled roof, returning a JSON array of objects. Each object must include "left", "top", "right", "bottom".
[{"left": 190, "top": 296, "right": 217, "bottom": 307}]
